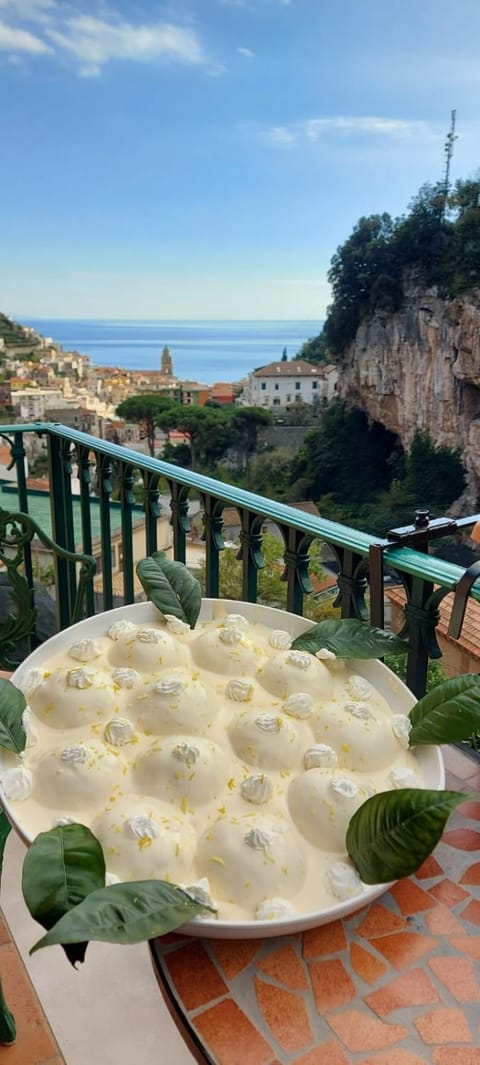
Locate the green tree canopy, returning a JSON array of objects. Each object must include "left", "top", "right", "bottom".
[
  {"left": 157, "top": 404, "right": 234, "bottom": 471},
  {"left": 115, "top": 394, "right": 174, "bottom": 456},
  {"left": 302, "top": 174, "right": 480, "bottom": 360},
  {"left": 229, "top": 407, "right": 272, "bottom": 473}
]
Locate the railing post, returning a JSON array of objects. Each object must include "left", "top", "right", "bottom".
[
  {"left": 77, "top": 444, "right": 95, "bottom": 617},
  {"left": 404, "top": 575, "right": 436, "bottom": 698},
  {"left": 11, "top": 432, "right": 35, "bottom": 647},
  {"left": 281, "top": 528, "right": 313, "bottom": 617},
  {"left": 96, "top": 453, "right": 113, "bottom": 611},
  {"left": 143, "top": 472, "right": 160, "bottom": 557},
  {"left": 46, "top": 433, "right": 74, "bottom": 629},
  {"left": 170, "top": 483, "right": 190, "bottom": 564},
  {"left": 119, "top": 463, "right": 135, "bottom": 603},
  {"left": 238, "top": 510, "right": 264, "bottom": 603},
  {"left": 203, "top": 496, "right": 224, "bottom": 598},
  {"left": 334, "top": 549, "right": 368, "bottom": 619}
]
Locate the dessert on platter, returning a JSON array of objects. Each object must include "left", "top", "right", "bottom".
[{"left": 0, "top": 599, "right": 443, "bottom": 938}]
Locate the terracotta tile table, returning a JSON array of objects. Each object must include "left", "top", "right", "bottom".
[{"left": 150, "top": 747, "right": 480, "bottom": 1065}]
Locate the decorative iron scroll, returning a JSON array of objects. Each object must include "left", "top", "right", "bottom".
[{"left": 0, "top": 507, "right": 96, "bottom": 669}]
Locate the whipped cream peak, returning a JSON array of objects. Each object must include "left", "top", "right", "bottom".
[
  {"left": 269, "top": 630, "right": 292, "bottom": 651},
  {"left": 325, "top": 861, "right": 363, "bottom": 900},
  {"left": 226, "top": 678, "right": 253, "bottom": 702},
  {"left": 183, "top": 877, "right": 215, "bottom": 908},
  {"left": 61, "top": 744, "right": 89, "bottom": 766},
  {"left": 330, "top": 776, "right": 360, "bottom": 802},
  {"left": 287, "top": 650, "right": 312, "bottom": 670},
  {"left": 345, "top": 675, "right": 372, "bottom": 700},
  {"left": 392, "top": 714, "right": 412, "bottom": 749},
  {"left": 283, "top": 692, "right": 313, "bottom": 719},
  {"left": 53, "top": 816, "right": 76, "bottom": 827},
  {"left": 112, "top": 667, "right": 139, "bottom": 689},
  {"left": 0, "top": 766, "right": 32, "bottom": 801},
  {"left": 344, "top": 700, "right": 372, "bottom": 720},
  {"left": 107, "top": 620, "right": 137, "bottom": 641},
  {"left": 126, "top": 816, "right": 158, "bottom": 841},
  {"left": 256, "top": 897, "right": 295, "bottom": 921},
  {"left": 154, "top": 679, "right": 185, "bottom": 696},
  {"left": 67, "top": 667, "right": 95, "bottom": 690},
  {"left": 172, "top": 742, "right": 200, "bottom": 766},
  {"left": 219, "top": 626, "right": 243, "bottom": 645},
  {"left": 136, "top": 628, "right": 161, "bottom": 644},
  {"left": 315, "top": 647, "right": 336, "bottom": 660},
  {"left": 104, "top": 718, "right": 135, "bottom": 747},
  {"left": 390, "top": 766, "right": 417, "bottom": 789},
  {"left": 21, "top": 707, "right": 38, "bottom": 748},
  {"left": 224, "top": 613, "right": 249, "bottom": 632},
  {"left": 18, "top": 668, "right": 43, "bottom": 698},
  {"left": 304, "top": 744, "right": 338, "bottom": 770},
  {"left": 68, "top": 639, "right": 101, "bottom": 662},
  {"left": 244, "top": 826, "right": 274, "bottom": 850},
  {"left": 255, "top": 714, "right": 281, "bottom": 733},
  {"left": 241, "top": 774, "right": 273, "bottom": 805},
  {"left": 164, "top": 615, "right": 190, "bottom": 636}
]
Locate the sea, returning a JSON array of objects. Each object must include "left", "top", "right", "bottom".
[{"left": 23, "top": 319, "right": 322, "bottom": 385}]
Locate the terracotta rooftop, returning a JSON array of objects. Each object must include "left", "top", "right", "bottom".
[
  {"left": 253, "top": 360, "right": 325, "bottom": 378},
  {"left": 386, "top": 584, "right": 480, "bottom": 662}
]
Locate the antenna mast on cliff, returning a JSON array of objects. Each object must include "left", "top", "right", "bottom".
[{"left": 442, "top": 109, "right": 457, "bottom": 215}]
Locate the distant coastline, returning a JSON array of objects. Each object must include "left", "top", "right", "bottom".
[{"left": 23, "top": 318, "right": 322, "bottom": 385}]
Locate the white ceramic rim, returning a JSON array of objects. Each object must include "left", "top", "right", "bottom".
[{"left": 5, "top": 599, "right": 445, "bottom": 939}]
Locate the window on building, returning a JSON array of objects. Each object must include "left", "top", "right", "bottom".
[
  {"left": 312, "top": 380, "right": 318, "bottom": 389},
  {"left": 261, "top": 382, "right": 266, "bottom": 390},
  {"left": 272, "top": 397, "right": 281, "bottom": 405},
  {"left": 295, "top": 394, "right": 302, "bottom": 402},
  {"left": 286, "top": 394, "right": 291, "bottom": 402},
  {"left": 274, "top": 382, "right": 279, "bottom": 390},
  {"left": 295, "top": 381, "right": 301, "bottom": 390}
]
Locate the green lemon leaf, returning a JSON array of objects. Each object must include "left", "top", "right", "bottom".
[
  {"left": 0, "top": 809, "right": 11, "bottom": 881},
  {"left": 409, "top": 674, "right": 480, "bottom": 745},
  {"left": 30, "top": 879, "right": 214, "bottom": 954},
  {"left": 0, "top": 679, "right": 26, "bottom": 755},
  {"left": 346, "top": 789, "right": 468, "bottom": 884},
  {"left": 22, "top": 824, "right": 106, "bottom": 967},
  {"left": 136, "top": 552, "right": 201, "bottom": 629},
  {"left": 291, "top": 618, "right": 408, "bottom": 659}
]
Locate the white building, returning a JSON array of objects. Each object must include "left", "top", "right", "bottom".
[
  {"left": 11, "top": 388, "right": 65, "bottom": 421},
  {"left": 244, "top": 360, "right": 338, "bottom": 410}
]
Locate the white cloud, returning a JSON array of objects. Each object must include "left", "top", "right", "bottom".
[
  {"left": 261, "top": 124, "right": 296, "bottom": 148},
  {"left": 0, "top": 0, "right": 55, "bottom": 20},
  {"left": 46, "top": 15, "right": 206, "bottom": 76},
  {"left": 0, "top": 18, "right": 50, "bottom": 52},
  {"left": 260, "top": 115, "right": 436, "bottom": 149},
  {"left": 237, "top": 45, "right": 254, "bottom": 58}
]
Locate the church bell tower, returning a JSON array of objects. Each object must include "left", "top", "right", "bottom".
[{"left": 161, "top": 345, "right": 173, "bottom": 377}]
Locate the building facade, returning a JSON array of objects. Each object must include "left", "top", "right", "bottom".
[{"left": 244, "top": 360, "right": 338, "bottom": 410}]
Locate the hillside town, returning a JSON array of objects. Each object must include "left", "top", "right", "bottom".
[{"left": 0, "top": 314, "right": 338, "bottom": 462}]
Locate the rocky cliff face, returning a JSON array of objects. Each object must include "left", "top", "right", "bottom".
[{"left": 338, "top": 285, "right": 480, "bottom": 508}]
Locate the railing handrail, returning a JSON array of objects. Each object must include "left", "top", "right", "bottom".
[{"left": 2, "top": 420, "right": 479, "bottom": 604}]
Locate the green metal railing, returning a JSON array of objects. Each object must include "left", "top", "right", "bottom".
[{"left": 1, "top": 421, "right": 479, "bottom": 697}]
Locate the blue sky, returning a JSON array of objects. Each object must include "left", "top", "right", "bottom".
[{"left": 1, "top": 0, "right": 479, "bottom": 320}]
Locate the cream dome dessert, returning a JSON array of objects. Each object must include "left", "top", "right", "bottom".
[
  {"left": 93, "top": 796, "right": 196, "bottom": 882},
  {"left": 134, "top": 670, "right": 212, "bottom": 736},
  {"left": 33, "top": 740, "right": 123, "bottom": 811},
  {"left": 256, "top": 650, "right": 334, "bottom": 700},
  {"left": 196, "top": 811, "right": 306, "bottom": 907},
  {"left": 133, "top": 736, "right": 229, "bottom": 809},
  {"left": 288, "top": 768, "right": 374, "bottom": 851},
  {"left": 1, "top": 602, "right": 433, "bottom": 928},
  {"left": 27, "top": 667, "right": 117, "bottom": 729}
]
